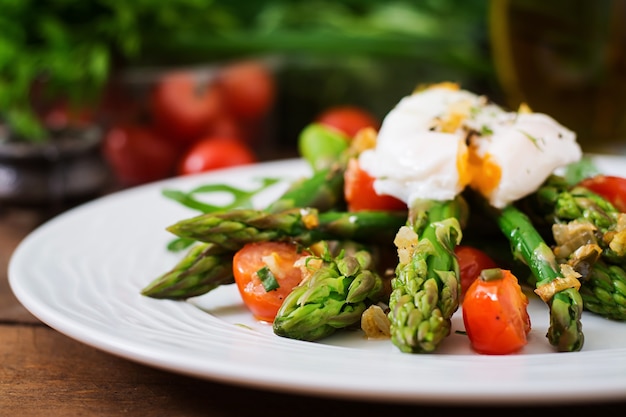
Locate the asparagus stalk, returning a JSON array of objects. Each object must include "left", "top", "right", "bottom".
[
  {"left": 273, "top": 247, "right": 384, "bottom": 341},
  {"left": 522, "top": 175, "right": 625, "bottom": 263},
  {"left": 578, "top": 260, "right": 626, "bottom": 320},
  {"left": 265, "top": 163, "right": 347, "bottom": 214},
  {"left": 142, "top": 125, "right": 353, "bottom": 299},
  {"left": 266, "top": 123, "right": 352, "bottom": 213},
  {"left": 495, "top": 204, "right": 584, "bottom": 352},
  {"left": 141, "top": 243, "right": 235, "bottom": 299},
  {"left": 521, "top": 175, "right": 626, "bottom": 321},
  {"left": 387, "top": 197, "right": 466, "bottom": 353},
  {"left": 166, "top": 208, "right": 407, "bottom": 252}
]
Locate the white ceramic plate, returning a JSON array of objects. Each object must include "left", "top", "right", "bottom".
[{"left": 9, "top": 155, "right": 626, "bottom": 406}]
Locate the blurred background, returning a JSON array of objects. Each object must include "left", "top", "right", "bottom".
[{"left": 1, "top": 0, "right": 625, "bottom": 210}]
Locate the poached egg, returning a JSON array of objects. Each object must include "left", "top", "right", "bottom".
[{"left": 358, "top": 83, "right": 582, "bottom": 208}]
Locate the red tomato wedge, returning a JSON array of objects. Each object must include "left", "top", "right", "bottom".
[
  {"left": 344, "top": 157, "right": 406, "bottom": 212},
  {"left": 233, "top": 242, "right": 311, "bottom": 322},
  {"left": 455, "top": 245, "right": 498, "bottom": 299},
  {"left": 462, "top": 268, "right": 531, "bottom": 355},
  {"left": 578, "top": 174, "right": 626, "bottom": 212}
]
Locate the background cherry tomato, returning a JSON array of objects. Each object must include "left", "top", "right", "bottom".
[
  {"left": 151, "top": 71, "right": 220, "bottom": 143},
  {"left": 233, "top": 241, "right": 310, "bottom": 322},
  {"left": 102, "top": 124, "right": 180, "bottom": 186},
  {"left": 343, "top": 157, "right": 406, "bottom": 211},
  {"left": 578, "top": 175, "right": 626, "bottom": 212},
  {"left": 462, "top": 269, "right": 531, "bottom": 355},
  {"left": 177, "top": 136, "right": 257, "bottom": 176},
  {"left": 455, "top": 245, "right": 498, "bottom": 298},
  {"left": 216, "top": 61, "right": 275, "bottom": 122},
  {"left": 315, "top": 105, "right": 380, "bottom": 138}
]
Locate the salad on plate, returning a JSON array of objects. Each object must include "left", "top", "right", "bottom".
[{"left": 142, "top": 82, "right": 626, "bottom": 355}]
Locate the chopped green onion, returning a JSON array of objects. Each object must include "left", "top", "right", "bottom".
[{"left": 257, "top": 266, "right": 280, "bottom": 292}]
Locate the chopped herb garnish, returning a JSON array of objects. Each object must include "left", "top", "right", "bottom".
[
  {"left": 162, "top": 177, "right": 281, "bottom": 214},
  {"left": 257, "top": 266, "right": 280, "bottom": 292},
  {"left": 480, "top": 125, "right": 493, "bottom": 136},
  {"left": 517, "top": 129, "right": 542, "bottom": 150},
  {"left": 563, "top": 156, "right": 600, "bottom": 185}
]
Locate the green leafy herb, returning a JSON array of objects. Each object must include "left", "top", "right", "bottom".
[
  {"left": 162, "top": 177, "right": 281, "bottom": 213},
  {"left": 257, "top": 266, "right": 279, "bottom": 292},
  {"left": 562, "top": 156, "right": 600, "bottom": 186},
  {"left": 480, "top": 125, "right": 493, "bottom": 136},
  {"left": 518, "top": 129, "right": 541, "bottom": 150}
]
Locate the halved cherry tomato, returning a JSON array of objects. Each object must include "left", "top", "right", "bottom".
[
  {"left": 151, "top": 71, "right": 220, "bottom": 144},
  {"left": 578, "top": 175, "right": 626, "bottom": 212},
  {"left": 216, "top": 61, "right": 275, "bottom": 122},
  {"left": 343, "top": 157, "right": 406, "bottom": 212},
  {"left": 233, "top": 242, "right": 311, "bottom": 322},
  {"left": 177, "top": 136, "right": 257, "bottom": 176},
  {"left": 316, "top": 105, "right": 380, "bottom": 139},
  {"left": 102, "top": 124, "right": 180, "bottom": 186},
  {"left": 455, "top": 245, "right": 498, "bottom": 298},
  {"left": 462, "top": 268, "right": 531, "bottom": 355}
]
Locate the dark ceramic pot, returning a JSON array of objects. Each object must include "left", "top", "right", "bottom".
[{"left": 0, "top": 127, "right": 111, "bottom": 208}]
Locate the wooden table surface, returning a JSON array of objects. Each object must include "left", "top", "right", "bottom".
[{"left": 2, "top": 200, "right": 626, "bottom": 417}]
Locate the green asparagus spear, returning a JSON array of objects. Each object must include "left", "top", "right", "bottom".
[
  {"left": 495, "top": 204, "right": 584, "bottom": 352},
  {"left": 521, "top": 175, "right": 625, "bottom": 263},
  {"left": 166, "top": 208, "right": 407, "bottom": 252},
  {"left": 578, "top": 260, "right": 626, "bottom": 320},
  {"left": 387, "top": 197, "right": 466, "bottom": 353},
  {"left": 297, "top": 123, "right": 350, "bottom": 173},
  {"left": 266, "top": 123, "right": 353, "bottom": 213},
  {"left": 265, "top": 163, "right": 347, "bottom": 213},
  {"left": 273, "top": 246, "right": 384, "bottom": 341},
  {"left": 142, "top": 124, "right": 353, "bottom": 300},
  {"left": 141, "top": 243, "right": 235, "bottom": 299},
  {"left": 520, "top": 175, "right": 626, "bottom": 321}
]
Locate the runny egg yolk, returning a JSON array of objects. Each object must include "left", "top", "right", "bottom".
[{"left": 466, "top": 148, "right": 502, "bottom": 198}]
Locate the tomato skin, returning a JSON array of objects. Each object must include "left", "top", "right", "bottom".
[
  {"left": 41, "top": 101, "right": 95, "bottom": 130},
  {"left": 216, "top": 61, "right": 275, "bottom": 122},
  {"left": 578, "top": 175, "right": 626, "bottom": 212},
  {"left": 177, "top": 137, "right": 257, "bottom": 176},
  {"left": 316, "top": 106, "right": 380, "bottom": 139},
  {"left": 102, "top": 124, "right": 180, "bottom": 186},
  {"left": 233, "top": 242, "right": 310, "bottom": 322},
  {"left": 151, "top": 72, "right": 220, "bottom": 143},
  {"left": 455, "top": 245, "right": 498, "bottom": 298},
  {"left": 462, "top": 269, "right": 531, "bottom": 355},
  {"left": 343, "top": 157, "right": 406, "bottom": 211}
]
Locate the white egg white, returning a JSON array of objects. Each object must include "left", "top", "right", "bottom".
[{"left": 358, "top": 83, "right": 582, "bottom": 208}]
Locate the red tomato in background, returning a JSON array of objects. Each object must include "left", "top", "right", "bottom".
[
  {"left": 216, "top": 61, "right": 275, "bottom": 122},
  {"left": 455, "top": 245, "right": 498, "bottom": 298},
  {"left": 102, "top": 124, "right": 180, "bottom": 186},
  {"left": 41, "top": 101, "right": 95, "bottom": 130},
  {"left": 233, "top": 241, "right": 310, "bottom": 322},
  {"left": 203, "top": 110, "right": 246, "bottom": 142},
  {"left": 151, "top": 72, "right": 220, "bottom": 143},
  {"left": 316, "top": 105, "right": 380, "bottom": 138},
  {"left": 578, "top": 175, "right": 626, "bottom": 212},
  {"left": 343, "top": 157, "right": 406, "bottom": 212},
  {"left": 177, "top": 136, "right": 257, "bottom": 176},
  {"left": 462, "top": 268, "right": 531, "bottom": 355}
]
